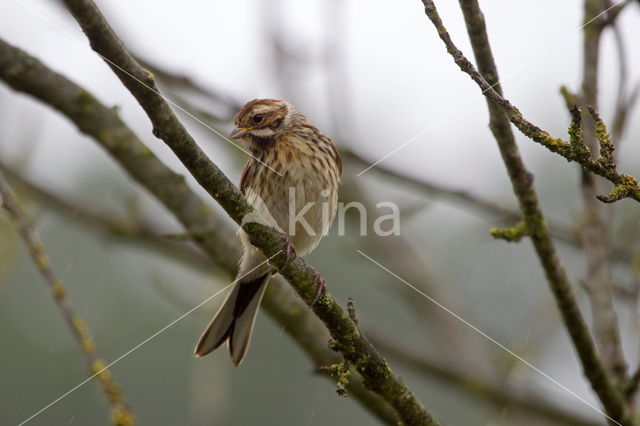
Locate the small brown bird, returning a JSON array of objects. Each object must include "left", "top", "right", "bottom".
[{"left": 195, "top": 99, "right": 341, "bottom": 365}]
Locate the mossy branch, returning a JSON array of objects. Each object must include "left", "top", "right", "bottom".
[
  {"left": 0, "top": 32, "right": 620, "bottom": 426},
  {"left": 421, "top": 0, "right": 640, "bottom": 203},
  {"left": 0, "top": 173, "right": 135, "bottom": 426},
  {"left": 0, "top": 39, "right": 400, "bottom": 425},
  {"left": 58, "top": 0, "right": 436, "bottom": 422},
  {"left": 422, "top": 0, "right": 631, "bottom": 422},
  {"left": 6, "top": 0, "right": 437, "bottom": 422}
]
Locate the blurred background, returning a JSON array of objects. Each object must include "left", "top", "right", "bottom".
[{"left": 1, "top": 0, "right": 640, "bottom": 425}]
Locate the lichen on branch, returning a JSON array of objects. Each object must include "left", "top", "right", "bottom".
[
  {"left": 423, "top": 0, "right": 640, "bottom": 203},
  {"left": 423, "top": 0, "right": 631, "bottom": 422}
]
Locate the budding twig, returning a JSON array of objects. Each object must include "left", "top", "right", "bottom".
[{"left": 489, "top": 219, "right": 529, "bottom": 243}]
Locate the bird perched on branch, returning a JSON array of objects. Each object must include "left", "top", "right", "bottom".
[{"left": 195, "top": 98, "right": 341, "bottom": 366}]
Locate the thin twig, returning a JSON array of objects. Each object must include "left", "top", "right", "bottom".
[
  {"left": 0, "top": 173, "right": 136, "bottom": 426},
  {"left": 423, "top": 0, "right": 640, "bottom": 203},
  {"left": 345, "top": 150, "right": 519, "bottom": 221},
  {"left": 423, "top": 0, "right": 629, "bottom": 422},
  {"left": 576, "top": 0, "right": 627, "bottom": 381},
  {"left": 608, "top": 4, "right": 640, "bottom": 142}
]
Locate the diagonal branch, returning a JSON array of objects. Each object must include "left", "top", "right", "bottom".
[
  {"left": 0, "top": 39, "right": 401, "bottom": 425},
  {"left": 133, "top": 54, "right": 242, "bottom": 122},
  {"left": 58, "top": 1, "right": 440, "bottom": 423},
  {"left": 57, "top": 1, "right": 437, "bottom": 423},
  {"left": 1, "top": 37, "right": 613, "bottom": 423},
  {"left": 421, "top": 0, "right": 630, "bottom": 422},
  {"left": 0, "top": 173, "right": 136, "bottom": 426},
  {"left": 1, "top": 24, "right": 435, "bottom": 426},
  {"left": 142, "top": 53, "right": 638, "bottom": 265},
  {"left": 0, "top": 161, "right": 219, "bottom": 273}
]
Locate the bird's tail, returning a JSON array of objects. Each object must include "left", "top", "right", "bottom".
[{"left": 194, "top": 272, "right": 271, "bottom": 366}]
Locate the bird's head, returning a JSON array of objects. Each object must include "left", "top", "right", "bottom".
[{"left": 230, "top": 99, "right": 294, "bottom": 143}]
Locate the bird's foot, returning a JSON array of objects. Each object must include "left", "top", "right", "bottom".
[
  {"left": 280, "top": 234, "right": 296, "bottom": 267},
  {"left": 307, "top": 265, "right": 326, "bottom": 306}
]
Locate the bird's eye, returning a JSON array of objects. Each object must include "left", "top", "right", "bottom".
[{"left": 252, "top": 114, "right": 265, "bottom": 124}]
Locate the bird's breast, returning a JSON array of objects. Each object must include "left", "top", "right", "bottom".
[{"left": 245, "top": 158, "right": 338, "bottom": 256}]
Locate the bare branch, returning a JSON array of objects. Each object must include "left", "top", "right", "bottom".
[
  {"left": 0, "top": 173, "right": 136, "bottom": 426},
  {"left": 0, "top": 161, "right": 217, "bottom": 273},
  {"left": 370, "top": 331, "right": 603, "bottom": 426},
  {"left": 573, "top": 0, "right": 627, "bottom": 381},
  {"left": 134, "top": 55, "right": 242, "bottom": 121},
  {"left": 420, "top": 0, "right": 630, "bottom": 422},
  {"left": 609, "top": 9, "right": 634, "bottom": 141}
]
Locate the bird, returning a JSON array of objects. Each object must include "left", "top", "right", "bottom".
[{"left": 195, "top": 98, "right": 341, "bottom": 366}]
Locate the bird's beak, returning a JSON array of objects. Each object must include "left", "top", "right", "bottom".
[{"left": 230, "top": 126, "right": 251, "bottom": 139}]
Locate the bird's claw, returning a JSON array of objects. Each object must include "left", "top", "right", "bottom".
[
  {"left": 308, "top": 266, "right": 326, "bottom": 306},
  {"left": 280, "top": 234, "right": 296, "bottom": 267}
]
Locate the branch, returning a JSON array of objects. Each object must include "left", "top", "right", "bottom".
[
  {"left": 134, "top": 55, "right": 242, "bottom": 121},
  {"left": 0, "top": 173, "right": 135, "bottom": 426},
  {"left": 0, "top": 40, "right": 402, "bottom": 425},
  {"left": 626, "top": 367, "right": 640, "bottom": 402},
  {"left": 607, "top": 1, "right": 639, "bottom": 142},
  {"left": 369, "top": 331, "right": 603, "bottom": 426},
  {"left": 0, "top": 161, "right": 219, "bottom": 273},
  {"left": 340, "top": 174, "right": 489, "bottom": 371},
  {"left": 422, "top": 0, "right": 640, "bottom": 203},
  {"left": 136, "top": 52, "right": 638, "bottom": 265},
  {"left": 58, "top": 1, "right": 437, "bottom": 423},
  {"left": 344, "top": 150, "right": 520, "bottom": 221},
  {"left": 421, "top": 0, "right": 630, "bottom": 422},
  {"left": 1, "top": 37, "right": 612, "bottom": 425},
  {"left": 574, "top": 0, "right": 627, "bottom": 380}
]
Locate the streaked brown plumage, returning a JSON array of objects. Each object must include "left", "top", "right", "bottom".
[{"left": 195, "top": 99, "right": 341, "bottom": 365}]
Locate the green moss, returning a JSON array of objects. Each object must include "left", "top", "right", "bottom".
[
  {"left": 597, "top": 174, "right": 640, "bottom": 203},
  {"left": 593, "top": 114, "right": 615, "bottom": 167},
  {"left": 489, "top": 219, "right": 529, "bottom": 242},
  {"left": 565, "top": 106, "right": 591, "bottom": 162},
  {"left": 75, "top": 89, "right": 100, "bottom": 115}
]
